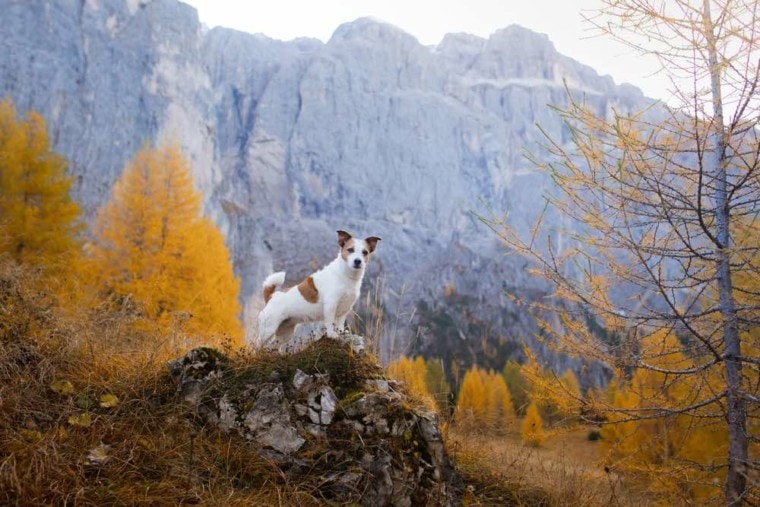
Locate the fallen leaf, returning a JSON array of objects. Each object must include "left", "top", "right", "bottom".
[
  {"left": 86, "top": 444, "right": 111, "bottom": 466},
  {"left": 137, "top": 437, "right": 156, "bottom": 451},
  {"left": 75, "top": 393, "right": 95, "bottom": 410},
  {"left": 99, "top": 394, "right": 119, "bottom": 408},
  {"left": 50, "top": 380, "right": 74, "bottom": 395},
  {"left": 68, "top": 413, "right": 92, "bottom": 428},
  {"left": 18, "top": 429, "right": 42, "bottom": 442},
  {"left": 55, "top": 426, "right": 68, "bottom": 441}
]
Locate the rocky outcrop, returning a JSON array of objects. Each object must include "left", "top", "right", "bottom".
[{"left": 167, "top": 338, "right": 463, "bottom": 506}]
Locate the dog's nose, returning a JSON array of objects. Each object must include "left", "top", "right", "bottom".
[{"left": 353, "top": 259, "right": 362, "bottom": 268}]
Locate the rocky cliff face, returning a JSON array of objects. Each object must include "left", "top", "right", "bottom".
[{"left": 0, "top": 0, "right": 654, "bottom": 379}]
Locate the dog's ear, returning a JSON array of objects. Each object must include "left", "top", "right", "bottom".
[
  {"left": 365, "top": 236, "right": 381, "bottom": 253},
  {"left": 337, "top": 230, "right": 352, "bottom": 248}
]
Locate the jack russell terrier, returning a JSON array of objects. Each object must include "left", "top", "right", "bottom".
[{"left": 255, "top": 230, "right": 381, "bottom": 350}]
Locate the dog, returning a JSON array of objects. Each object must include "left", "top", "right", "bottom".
[{"left": 255, "top": 230, "right": 381, "bottom": 350}]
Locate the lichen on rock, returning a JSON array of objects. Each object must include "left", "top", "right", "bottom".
[{"left": 167, "top": 336, "right": 463, "bottom": 505}]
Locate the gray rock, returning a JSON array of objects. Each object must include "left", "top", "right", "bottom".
[
  {"left": 319, "top": 387, "right": 338, "bottom": 425},
  {"left": 339, "top": 334, "right": 366, "bottom": 354},
  {"left": 167, "top": 345, "right": 464, "bottom": 505}
]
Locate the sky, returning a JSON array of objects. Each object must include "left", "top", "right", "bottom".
[{"left": 183, "top": 0, "right": 670, "bottom": 102}]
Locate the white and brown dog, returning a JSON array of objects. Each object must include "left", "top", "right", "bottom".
[{"left": 255, "top": 230, "right": 381, "bottom": 350}]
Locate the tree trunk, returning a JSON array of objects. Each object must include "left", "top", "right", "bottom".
[{"left": 703, "top": 1, "right": 748, "bottom": 504}]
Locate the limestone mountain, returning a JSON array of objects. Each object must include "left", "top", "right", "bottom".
[{"left": 0, "top": 0, "right": 654, "bottom": 379}]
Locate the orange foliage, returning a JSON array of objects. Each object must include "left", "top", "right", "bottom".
[
  {"left": 0, "top": 99, "right": 81, "bottom": 279},
  {"left": 455, "top": 366, "right": 515, "bottom": 433},
  {"left": 601, "top": 330, "right": 726, "bottom": 501},
  {"left": 521, "top": 401, "right": 545, "bottom": 447},
  {"left": 86, "top": 145, "right": 242, "bottom": 345},
  {"left": 386, "top": 355, "right": 437, "bottom": 411}
]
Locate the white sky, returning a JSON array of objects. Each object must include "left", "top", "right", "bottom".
[{"left": 183, "top": 0, "right": 670, "bottom": 101}]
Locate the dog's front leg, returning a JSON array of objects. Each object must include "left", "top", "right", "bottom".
[
  {"left": 323, "top": 301, "right": 340, "bottom": 338},
  {"left": 336, "top": 314, "right": 348, "bottom": 335}
]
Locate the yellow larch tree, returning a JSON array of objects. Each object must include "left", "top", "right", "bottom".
[
  {"left": 558, "top": 369, "right": 582, "bottom": 422},
  {"left": 503, "top": 360, "right": 530, "bottom": 416},
  {"left": 387, "top": 355, "right": 436, "bottom": 411},
  {"left": 483, "top": 370, "right": 515, "bottom": 433},
  {"left": 519, "top": 353, "right": 582, "bottom": 426},
  {"left": 454, "top": 367, "right": 487, "bottom": 430},
  {"left": 485, "top": 2, "right": 760, "bottom": 501},
  {"left": 601, "top": 330, "right": 728, "bottom": 501},
  {"left": 521, "top": 401, "right": 545, "bottom": 447},
  {"left": 0, "top": 99, "right": 81, "bottom": 276},
  {"left": 424, "top": 357, "right": 452, "bottom": 416},
  {"left": 87, "top": 145, "right": 242, "bottom": 345}
]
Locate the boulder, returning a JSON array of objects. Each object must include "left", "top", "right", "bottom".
[{"left": 167, "top": 337, "right": 463, "bottom": 505}]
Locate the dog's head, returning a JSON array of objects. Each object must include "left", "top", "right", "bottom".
[{"left": 337, "top": 230, "right": 380, "bottom": 271}]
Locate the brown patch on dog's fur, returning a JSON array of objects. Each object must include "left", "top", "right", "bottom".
[
  {"left": 297, "top": 276, "right": 319, "bottom": 303},
  {"left": 263, "top": 284, "right": 277, "bottom": 303},
  {"left": 340, "top": 237, "right": 356, "bottom": 261}
]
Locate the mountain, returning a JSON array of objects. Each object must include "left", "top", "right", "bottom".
[{"left": 0, "top": 0, "right": 654, "bottom": 382}]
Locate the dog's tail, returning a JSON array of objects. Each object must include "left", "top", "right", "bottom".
[{"left": 262, "top": 271, "right": 286, "bottom": 303}]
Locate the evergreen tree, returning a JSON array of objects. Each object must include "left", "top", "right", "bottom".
[
  {"left": 424, "top": 357, "right": 452, "bottom": 416},
  {"left": 558, "top": 369, "right": 582, "bottom": 422}
]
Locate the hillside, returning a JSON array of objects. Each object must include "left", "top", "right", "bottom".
[{"left": 1, "top": 260, "right": 577, "bottom": 505}]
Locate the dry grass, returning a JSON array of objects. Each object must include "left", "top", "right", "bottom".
[
  {"left": 0, "top": 258, "right": 673, "bottom": 506},
  {"left": 0, "top": 260, "right": 331, "bottom": 506},
  {"left": 446, "top": 425, "right": 660, "bottom": 506}
]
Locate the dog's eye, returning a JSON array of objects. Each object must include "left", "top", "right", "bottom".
[
  {"left": 347, "top": 248, "right": 354, "bottom": 253},
  {"left": 362, "top": 250, "right": 369, "bottom": 256}
]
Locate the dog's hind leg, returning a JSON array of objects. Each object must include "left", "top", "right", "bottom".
[
  {"left": 257, "top": 310, "right": 283, "bottom": 350},
  {"left": 276, "top": 320, "right": 296, "bottom": 338},
  {"left": 273, "top": 320, "right": 297, "bottom": 350}
]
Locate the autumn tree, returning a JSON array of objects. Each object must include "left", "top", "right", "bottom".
[
  {"left": 87, "top": 145, "right": 242, "bottom": 345},
  {"left": 503, "top": 360, "right": 530, "bottom": 415},
  {"left": 485, "top": 1, "right": 759, "bottom": 502},
  {"left": 424, "top": 358, "right": 452, "bottom": 416},
  {"left": 387, "top": 355, "right": 436, "bottom": 411},
  {"left": 521, "top": 401, "right": 545, "bottom": 447},
  {"left": 483, "top": 370, "right": 516, "bottom": 432},
  {"left": 453, "top": 366, "right": 515, "bottom": 433},
  {"left": 0, "top": 99, "right": 81, "bottom": 276},
  {"left": 454, "top": 367, "right": 487, "bottom": 430},
  {"left": 518, "top": 354, "right": 584, "bottom": 426},
  {"left": 602, "top": 330, "right": 727, "bottom": 499}
]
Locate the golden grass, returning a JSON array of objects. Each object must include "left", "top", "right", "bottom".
[
  {"left": 0, "top": 258, "right": 686, "bottom": 506},
  {"left": 0, "top": 260, "right": 330, "bottom": 505},
  {"left": 446, "top": 425, "right": 661, "bottom": 506}
]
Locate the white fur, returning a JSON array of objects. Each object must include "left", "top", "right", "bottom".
[
  {"left": 262, "top": 271, "right": 286, "bottom": 289},
  {"left": 255, "top": 236, "right": 378, "bottom": 350}
]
